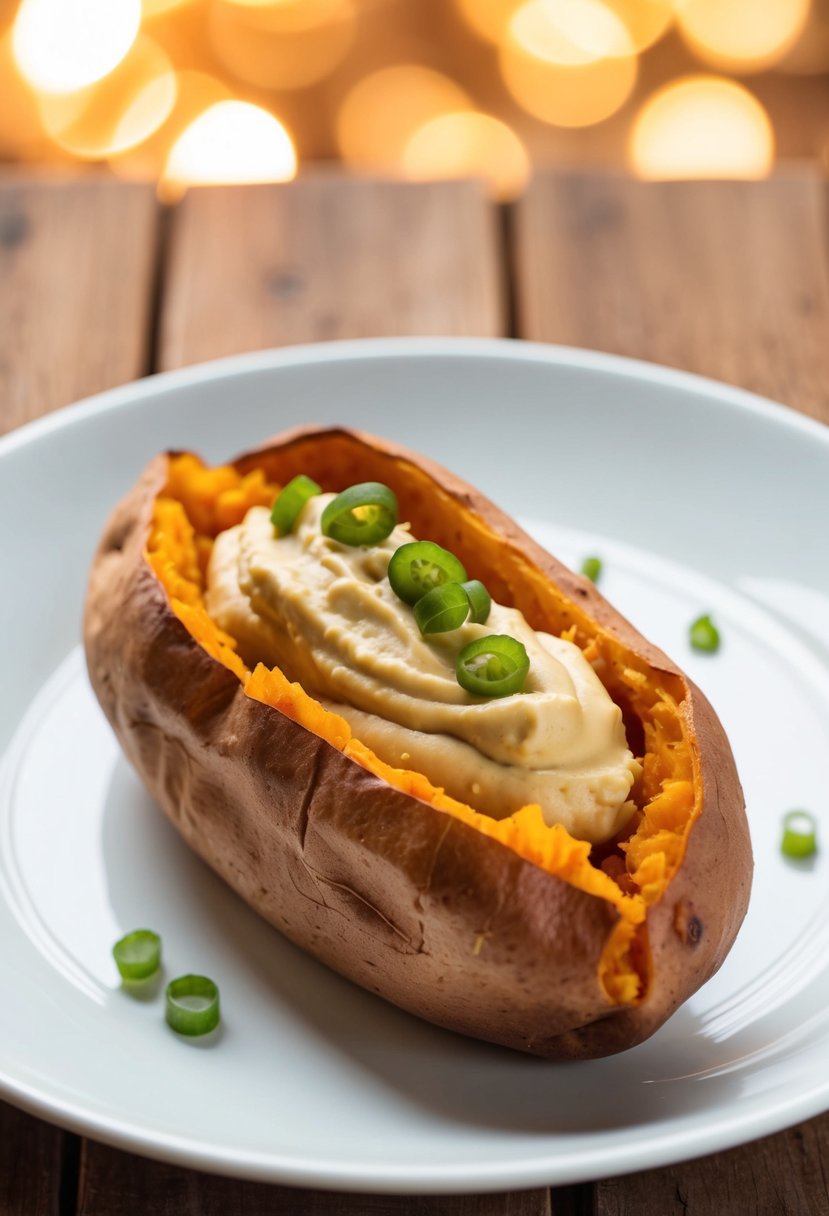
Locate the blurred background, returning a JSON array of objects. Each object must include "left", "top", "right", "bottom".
[{"left": 1, "top": 0, "right": 829, "bottom": 200}]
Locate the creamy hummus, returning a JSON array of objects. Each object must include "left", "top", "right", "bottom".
[{"left": 205, "top": 497, "right": 640, "bottom": 843}]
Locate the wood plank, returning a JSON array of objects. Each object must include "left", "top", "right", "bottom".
[
  {"left": 596, "top": 1111, "right": 829, "bottom": 1216},
  {"left": 514, "top": 169, "right": 829, "bottom": 424},
  {"left": 0, "top": 174, "right": 159, "bottom": 434},
  {"left": 157, "top": 175, "right": 503, "bottom": 370},
  {"left": 0, "top": 1098, "right": 75, "bottom": 1216},
  {"left": 78, "top": 1142, "right": 549, "bottom": 1216}
]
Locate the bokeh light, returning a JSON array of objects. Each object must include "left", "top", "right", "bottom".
[
  {"left": 109, "top": 69, "right": 231, "bottom": 179},
  {"left": 604, "top": 0, "right": 673, "bottom": 52},
  {"left": 674, "top": 0, "right": 811, "bottom": 73},
  {"left": 454, "top": 0, "right": 522, "bottom": 44},
  {"left": 141, "top": 0, "right": 192, "bottom": 14},
  {"left": 13, "top": 0, "right": 141, "bottom": 93},
  {"left": 38, "top": 35, "right": 176, "bottom": 159},
  {"left": 162, "top": 99, "right": 296, "bottom": 196},
  {"left": 220, "top": 0, "right": 311, "bottom": 7},
  {"left": 500, "top": 0, "right": 638, "bottom": 128},
  {"left": 402, "top": 111, "right": 531, "bottom": 200},
  {"left": 629, "top": 76, "right": 774, "bottom": 178},
  {"left": 209, "top": 0, "right": 354, "bottom": 90},
  {"left": 337, "top": 65, "right": 471, "bottom": 170},
  {"left": 0, "top": 0, "right": 823, "bottom": 194},
  {"left": 780, "top": 0, "right": 829, "bottom": 74},
  {"left": 0, "top": 29, "right": 45, "bottom": 157}
]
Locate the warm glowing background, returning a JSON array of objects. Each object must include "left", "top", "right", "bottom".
[{"left": 1, "top": 0, "right": 829, "bottom": 198}]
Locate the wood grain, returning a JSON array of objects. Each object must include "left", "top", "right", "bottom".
[
  {"left": 78, "top": 1143, "right": 550, "bottom": 1216},
  {"left": 0, "top": 1099, "right": 74, "bottom": 1216},
  {"left": 596, "top": 1112, "right": 829, "bottom": 1215},
  {"left": 157, "top": 175, "right": 503, "bottom": 370},
  {"left": 0, "top": 175, "right": 159, "bottom": 434},
  {"left": 514, "top": 169, "right": 829, "bottom": 424}
]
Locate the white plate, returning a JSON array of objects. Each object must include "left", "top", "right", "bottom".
[{"left": 2, "top": 338, "right": 829, "bottom": 1194}]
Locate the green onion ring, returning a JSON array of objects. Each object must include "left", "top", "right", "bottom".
[
  {"left": 320, "top": 482, "right": 398, "bottom": 546},
  {"left": 388, "top": 541, "right": 467, "bottom": 605},
  {"left": 781, "top": 810, "right": 818, "bottom": 859},
  {"left": 413, "top": 582, "right": 470, "bottom": 635},
  {"left": 112, "top": 929, "right": 161, "bottom": 982},
  {"left": 456, "top": 635, "right": 530, "bottom": 698},
  {"left": 270, "top": 474, "right": 321, "bottom": 536},
  {"left": 580, "top": 556, "right": 602, "bottom": 583},
  {"left": 689, "top": 613, "right": 720, "bottom": 653},
  {"left": 685, "top": 612, "right": 719, "bottom": 651},
  {"left": 460, "top": 579, "right": 491, "bottom": 625},
  {"left": 165, "top": 974, "right": 221, "bottom": 1036}
]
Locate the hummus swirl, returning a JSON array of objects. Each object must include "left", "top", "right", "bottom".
[{"left": 205, "top": 497, "right": 640, "bottom": 843}]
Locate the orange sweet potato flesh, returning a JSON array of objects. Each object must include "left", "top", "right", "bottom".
[{"left": 84, "top": 426, "right": 752, "bottom": 1058}]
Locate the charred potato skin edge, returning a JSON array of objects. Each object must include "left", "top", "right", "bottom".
[{"left": 83, "top": 426, "right": 752, "bottom": 1059}]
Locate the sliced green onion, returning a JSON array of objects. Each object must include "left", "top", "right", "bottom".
[
  {"left": 461, "top": 579, "right": 491, "bottom": 625},
  {"left": 320, "top": 482, "right": 398, "bottom": 546},
  {"left": 414, "top": 582, "right": 470, "bottom": 635},
  {"left": 270, "top": 474, "right": 321, "bottom": 536},
  {"left": 580, "top": 556, "right": 602, "bottom": 583},
  {"left": 388, "top": 541, "right": 467, "bottom": 605},
  {"left": 165, "top": 974, "right": 221, "bottom": 1036},
  {"left": 112, "top": 929, "right": 161, "bottom": 982},
  {"left": 690, "top": 613, "right": 720, "bottom": 653},
  {"left": 781, "top": 810, "right": 818, "bottom": 859},
  {"left": 456, "top": 635, "right": 530, "bottom": 698}
]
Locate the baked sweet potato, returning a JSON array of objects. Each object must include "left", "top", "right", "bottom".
[{"left": 84, "top": 426, "right": 752, "bottom": 1059}]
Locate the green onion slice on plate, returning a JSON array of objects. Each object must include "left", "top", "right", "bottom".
[
  {"left": 460, "top": 579, "right": 491, "bottom": 625},
  {"left": 689, "top": 613, "right": 720, "bottom": 653},
  {"left": 270, "top": 474, "right": 321, "bottom": 536},
  {"left": 320, "top": 482, "right": 398, "bottom": 546},
  {"left": 165, "top": 975, "right": 221, "bottom": 1036},
  {"left": 456, "top": 635, "right": 530, "bottom": 698},
  {"left": 388, "top": 540, "right": 467, "bottom": 605},
  {"left": 580, "top": 556, "right": 602, "bottom": 583},
  {"left": 413, "top": 582, "right": 470, "bottom": 635},
  {"left": 781, "top": 809, "right": 818, "bottom": 859},
  {"left": 112, "top": 929, "right": 161, "bottom": 982}
]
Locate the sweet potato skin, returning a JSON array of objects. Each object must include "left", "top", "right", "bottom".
[{"left": 84, "top": 427, "right": 752, "bottom": 1058}]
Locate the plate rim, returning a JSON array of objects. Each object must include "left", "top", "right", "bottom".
[
  {"left": 2, "top": 336, "right": 828, "bottom": 1193},
  {"left": 3, "top": 1047, "right": 829, "bottom": 1194},
  {"left": 2, "top": 335, "right": 828, "bottom": 462}
]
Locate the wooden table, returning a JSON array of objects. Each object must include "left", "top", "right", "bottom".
[{"left": 2, "top": 167, "right": 829, "bottom": 1215}]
